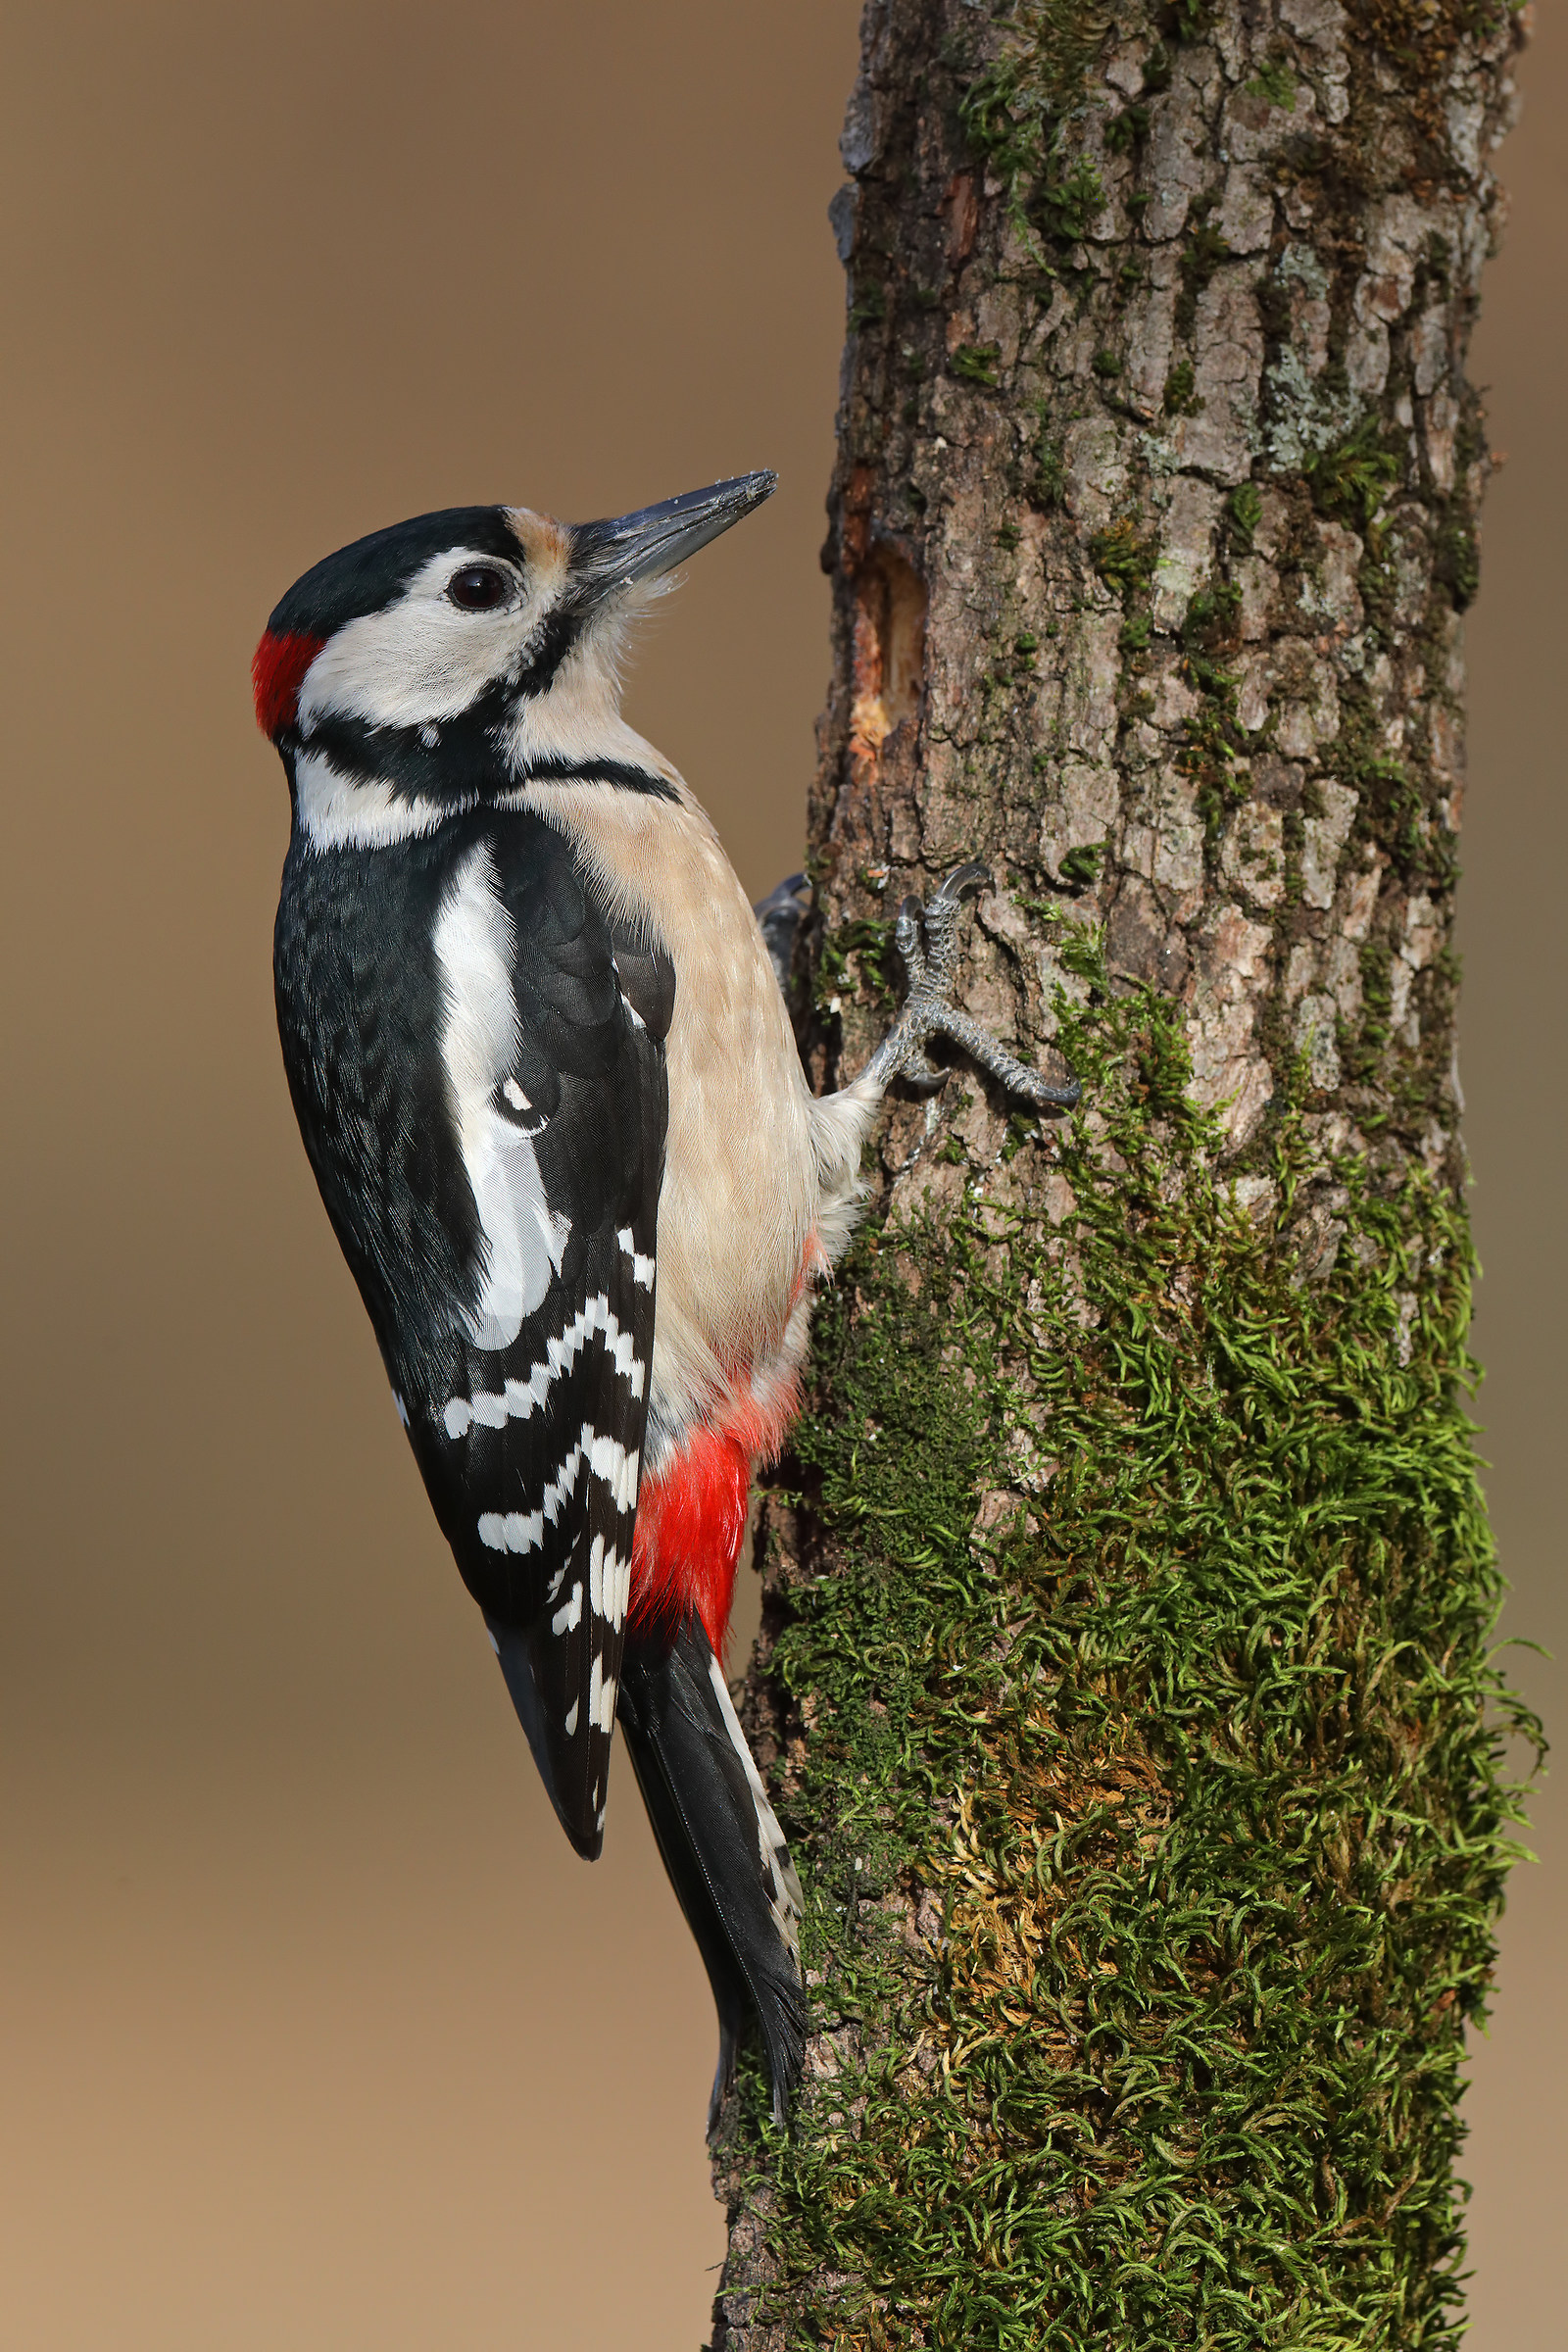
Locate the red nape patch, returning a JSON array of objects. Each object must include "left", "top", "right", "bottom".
[
  {"left": 629, "top": 1428, "right": 752, "bottom": 1658},
  {"left": 251, "top": 629, "right": 324, "bottom": 738}
]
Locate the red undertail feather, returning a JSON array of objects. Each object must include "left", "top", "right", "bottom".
[
  {"left": 252, "top": 629, "right": 324, "bottom": 738},
  {"left": 629, "top": 1373, "right": 804, "bottom": 1657},
  {"left": 630, "top": 1428, "right": 751, "bottom": 1659}
]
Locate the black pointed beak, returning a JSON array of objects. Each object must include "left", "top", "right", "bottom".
[{"left": 571, "top": 470, "right": 777, "bottom": 595}]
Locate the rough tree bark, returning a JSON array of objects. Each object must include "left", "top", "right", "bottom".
[{"left": 710, "top": 4, "right": 1531, "bottom": 2346}]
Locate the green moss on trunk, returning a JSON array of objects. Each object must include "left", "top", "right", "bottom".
[{"left": 727, "top": 982, "right": 1531, "bottom": 2348}]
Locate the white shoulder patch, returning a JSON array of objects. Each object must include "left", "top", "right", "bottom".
[{"left": 434, "top": 843, "right": 571, "bottom": 1350}]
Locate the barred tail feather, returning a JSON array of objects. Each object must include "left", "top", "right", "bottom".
[{"left": 617, "top": 1617, "right": 806, "bottom": 2127}]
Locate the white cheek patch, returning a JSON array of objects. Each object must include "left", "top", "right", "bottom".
[
  {"left": 296, "top": 547, "right": 547, "bottom": 733},
  {"left": 434, "top": 845, "right": 571, "bottom": 1350}
]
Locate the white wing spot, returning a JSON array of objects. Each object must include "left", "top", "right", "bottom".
[
  {"left": 552, "top": 1582, "right": 583, "bottom": 1636},
  {"left": 589, "top": 1544, "right": 629, "bottom": 1630},
  {"left": 587, "top": 1534, "right": 631, "bottom": 1629},
  {"left": 615, "top": 1228, "right": 655, "bottom": 1290},
  {"left": 564, "top": 1699, "right": 580, "bottom": 1736},
  {"left": 587, "top": 1432, "right": 641, "bottom": 1517}
]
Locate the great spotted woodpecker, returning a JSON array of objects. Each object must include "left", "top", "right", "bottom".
[{"left": 258, "top": 473, "right": 1078, "bottom": 2124}]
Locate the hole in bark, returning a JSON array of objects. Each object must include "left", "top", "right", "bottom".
[{"left": 850, "top": 542, "right": 927, "bottom": 756}]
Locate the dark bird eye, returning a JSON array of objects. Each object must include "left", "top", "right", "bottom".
[{"left": 448, "top": 564, "right": 512, "bottom": 611}]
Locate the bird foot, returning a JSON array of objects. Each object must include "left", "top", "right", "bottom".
[{"left": 859, "top": 863, "right": 1082, "bottom": 1112}]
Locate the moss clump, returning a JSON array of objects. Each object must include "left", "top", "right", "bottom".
[
  {"left": 1036, "top": 154, "right": 1105, "bottom": 245},
  {"left": 1090, "top": 517, "right": 1156, "bottom": 593},
  {"left": 1057, "top": 839, "right": 1107, "bottom": 887},
  {"left": 955, "top": 343, "right": 1005, "bottom": 389},
  {"left": 1176, "top": 586, "right": 1250, "bottom": 850},
  {"left": 1307, "top": 420, "right": 1402, "bottom": 531},
  {"left": 1226, "top": 482, "right": 1263, "bottom": 551},
  {"left": 1245, "top": 52, "right": 1298, "bottom": 110},
  {"left": 816, "top": 916, "right": 899, "bottom": 1016},
  {"left": 1105, "top": 101, "right": 1150, "bottom": 155},
  {"left": 954, "top": 1, "right": 1113, "bottom": 266},
  {"left": 733, "top": 972, "right": 1533, "bottom": 2351},
  {"left": 957, "top": 1, "right": 1115, "bottom": 205},
  {"left": 1162, "top": 359, "right": 1201, "bottom": 417},
  {"left": 1022, "top": 405, "right": 1066, "bottom": 508}
]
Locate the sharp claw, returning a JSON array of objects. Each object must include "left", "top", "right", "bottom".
[
  {"left": 929, "top": 861, "right": 993, "bottom": 909},
  {"left": 902, "top": 1047, "right": 947, "bottom": 1091}
]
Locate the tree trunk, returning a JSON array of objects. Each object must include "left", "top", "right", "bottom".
[{"left": 710, "top": 3, "right": 1531, "bottom": 2345}]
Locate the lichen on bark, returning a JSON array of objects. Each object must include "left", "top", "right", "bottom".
[{"left": 709, "top": 4, "right": 1534, "bottom": 2346}]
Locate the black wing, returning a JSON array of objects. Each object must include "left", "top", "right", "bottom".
[{"left": 274, "top": 805, "right": 669, "bottom": 1858}]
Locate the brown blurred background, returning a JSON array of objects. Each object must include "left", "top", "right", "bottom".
[{"left": 0, "top": 6, "right": 1559, "bottom": 2346}]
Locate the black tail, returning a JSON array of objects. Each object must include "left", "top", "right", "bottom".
[{"left": 616, "top": 1616, "right": 807, "bottom": 2127}]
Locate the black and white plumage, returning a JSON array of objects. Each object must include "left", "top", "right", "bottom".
[
  {"left": 258, "top": 473, "right": 1078, "bottom": 2127},
  {"left": 274, "top": 807, "right": 666, "bottom": 1852}
]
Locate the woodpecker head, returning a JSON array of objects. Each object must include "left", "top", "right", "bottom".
[{"left": 254, "top": 472, "right": 776, "bottom": 822}]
